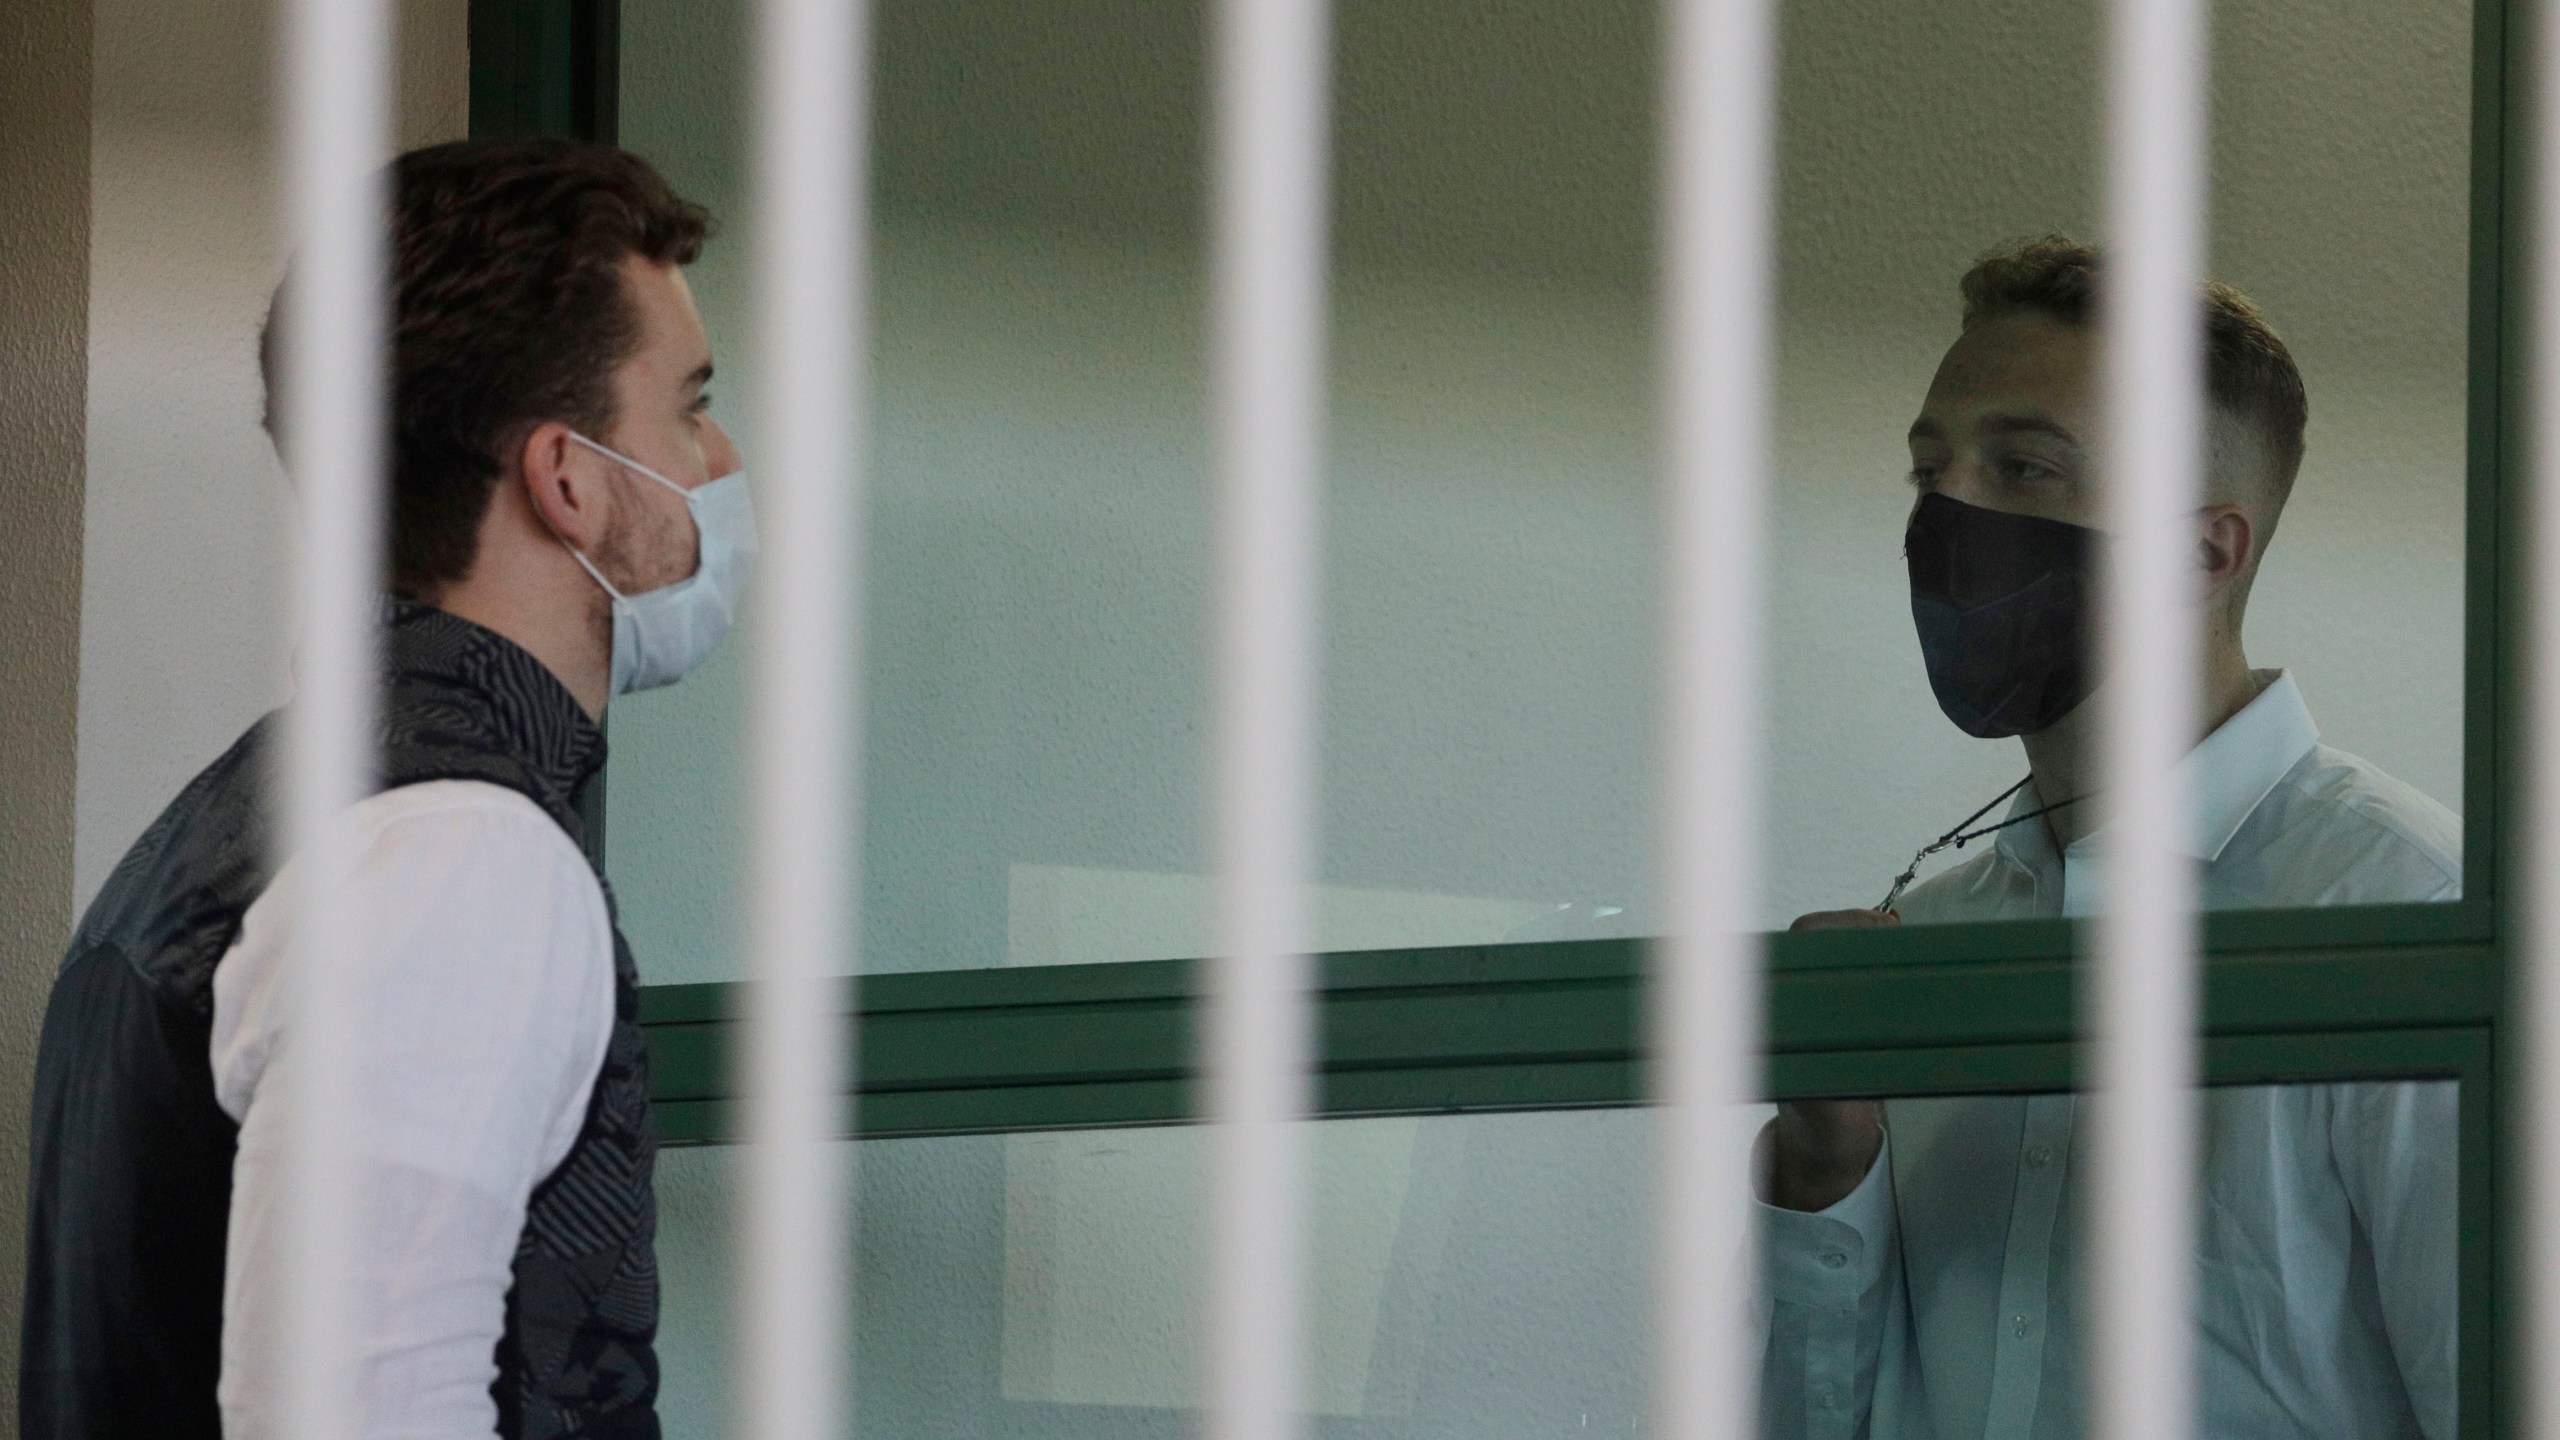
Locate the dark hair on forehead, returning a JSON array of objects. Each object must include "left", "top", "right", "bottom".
[
  {"left": 261, "top": 137, "right": 712, "bottom": 600},
  {"left": 1958, "top": 235, "right": 2309, "bottom": 500}
]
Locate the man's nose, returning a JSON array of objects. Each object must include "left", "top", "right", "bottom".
[
  {"left": 1931, "top": 454, "right": 1990, "bottom": 506},
  {"left": 705, "top": 417, "right": 744, "bottom": 479}
]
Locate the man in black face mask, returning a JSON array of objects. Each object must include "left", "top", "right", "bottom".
[{"left": 1755, "top": 238, "right": 2461, "bottom": 1440}]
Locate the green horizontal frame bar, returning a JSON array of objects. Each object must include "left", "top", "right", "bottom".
[
  {"left": 643, "top": 931, "right": 2496, "bottom": 1145},
  {"left": 468, "top": 0, "right": 619, "bottom": 144}
]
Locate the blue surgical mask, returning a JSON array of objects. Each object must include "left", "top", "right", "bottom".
[{"left": 560, "top": 431, "right": 758, "bottom": 695}]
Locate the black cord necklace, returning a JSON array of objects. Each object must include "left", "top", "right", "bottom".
[{"left": 1876, "top": 776, "right": 2090, "bottom": 913}]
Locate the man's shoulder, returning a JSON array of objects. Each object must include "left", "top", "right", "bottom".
[
  {"left": 227, "top": 781, "right": 600, "bottom": 972},
  {"left": 68, "top": 713, "right": 288, "bottom": 1004},
  {"left": 2231, "top": 744, "right": 2462, "bottom": 905},
  {"left": 210, "top": 780, "right": 614, "bottom": 1128},
  {"left": 348, "top": 780, "right": 602, "bottom": 906},
  {"left": 230, "top": 781, "right": 600, "bottom": 954},
  {"left": 1891, "top": 743, "right": 2465, "bottom": 921},
  {"left": 360, "top": 775, "right": 567, "bottom": 832},
  {"left": 1893, "top": 845, "right": 2035, "bottom": 925}
]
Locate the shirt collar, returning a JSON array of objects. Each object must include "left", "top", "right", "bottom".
[
  {"left": 2173, "top": 669, "right": 2321, "bottom": 860},
  {"left": 1993, "top": 669, "right": 2319, "bottom": 871}
]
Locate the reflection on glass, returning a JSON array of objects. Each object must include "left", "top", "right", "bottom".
[
  {"left": 605, "top": 0, "right": 2469, "bottom": 978},
  {"left": 656, "top": 1113, "right": 1657, "bottom": 1436},
  {"left": 1758, "top": 0, "right": 2471, "bottom": 928},
  {"left": 1761, "top": 1082, "right": 2457, "bottom": 1439},
  {"left": 658, "top": 1114, "right": 1655, "bottom": 1436},
  {"left": 653, "top": 1084, "right": 2453, "bottom": 1437},
  {"left": 1799, "top": 242, "right": 2463, "bottom": 933}
]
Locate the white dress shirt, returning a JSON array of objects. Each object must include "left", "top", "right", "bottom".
[
  {"left": 1761, "top": 671, "right": 2463, "bottom": 1440},
  {"left": 211, "top": 780, "right": 617, "bottom": 1440}
]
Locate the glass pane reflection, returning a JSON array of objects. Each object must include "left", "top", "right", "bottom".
[
  {"left": 1762, "top": 1083, "right": 2456, "bottom": 1438},
  {"left": 654, "top": 1082, "right": 2455, "bottom": 1437},
  {"left": 606, "top": 0, "right": 2471, "bottom": 979},
  {"left": 1759, "top": 0, "right": 2472, "bottom": 929}
]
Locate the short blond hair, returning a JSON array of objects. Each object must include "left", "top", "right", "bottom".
[{"left": 1959, "top": 235, "right": 2310, "bottom": 501}]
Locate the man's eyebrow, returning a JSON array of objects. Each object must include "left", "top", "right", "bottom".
[
  {"left": 686, "top": 362, "right": 714, "bottom": 390},
  {"left": 1977, "top": 414, "right": 2084, "bottom": 448},
  {"left": 1907, "top": 418, "right": 1943, "bottom": 444}
]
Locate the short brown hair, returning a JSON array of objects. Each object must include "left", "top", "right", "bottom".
[
  {"left": 262, "top": 138, "right": 711, "bottom": 599},
  {"left": 1958, "top": 235, "right": 2309, "bottom": 501}
]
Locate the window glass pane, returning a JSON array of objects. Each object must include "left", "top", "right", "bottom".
[
  {"left": 653, "top": 1081, "right": 2459, "bottom": 1434},
  {"left": 655, "top": 1114, "right": 1655, "bottom": 1436},
  {"left": 608, "top": 0, "right": 2472, "bottom": 980},
  {"left": 1776, "top": 0, "right": 2470, "bottom": 929},
  {"left": 1759, "top": 1081, "right": 2459, "bottom": 1436}
]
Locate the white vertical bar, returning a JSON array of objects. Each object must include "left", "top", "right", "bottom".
[
  {"left": 2092, "top": 0, "right": 2207, "bottom": 1438},
  {"left": 1654, "top": 0, "right": 1774, "bottom": 1435},
  {"left": 1205, "top": 0, "right": 1329, "bottom": 1436},
  {"left": 743, "top": 0, "right": 868, "bottom": 1435},
  {"left": 2526, "top": 5, "right": 2560, "bottom": 1436},
  {"left": 276, "top": 0, "right": 391, "bottom": 1432}
]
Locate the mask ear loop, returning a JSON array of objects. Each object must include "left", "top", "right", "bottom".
[
  {"left": 526, "top": 456, "right": 636, "bottom": 699},
  {"left": 533, "top": 465, "right": 629, "bottom": 695},
  {"left": 560, "top": 542, "right": 631, "bottom": 603},
  {"left": 542, "top": 430, "right": 688, "bottom": 602},
  {"left": 563, "top": 429, "right": 713, "bottom": 586},
  {"left": 567, "top": 430, "right": 693, "bottom": 500}
]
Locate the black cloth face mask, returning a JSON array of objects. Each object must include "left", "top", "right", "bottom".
[{"left": 1905, "top": 491, "right": 2098, "bottom": 738}]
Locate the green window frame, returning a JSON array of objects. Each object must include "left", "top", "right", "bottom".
[{"left": 473, "top": 0, "right": 2523, "bottom": 1431}]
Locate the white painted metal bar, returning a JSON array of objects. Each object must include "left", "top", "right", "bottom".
[
  {"left": 1653, "top": 0, "right": 1776, "bottom": 1436},
  {"left": 2525, "top": 6, "right": 2560, "bottom": 1436},
  {"left": 1205, "top": 0, "right": 1330, "bottom": 1436},
  {"left": 2091, "top": 0, "right": 2208, "bottom": 1438},
  {"left": 275, "top": 0, "right": 392, "bottom": 1432},
  {"left": 741, "top": 0, "right": 869, "bottom": 1435}
]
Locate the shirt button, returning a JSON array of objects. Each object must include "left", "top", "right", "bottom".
[
  {"left": 1819, "top": 1383, "right": 1844, "bottom": 1409},
  {"left": 2012, "top": 1315, "right": 2030, "bottom": 1339},
  {"left": 2025, "top": 1143, "right": 2054, "bottom": 1169},
  {"left": 1820, "top": 1250, "right": 1848, "bottom": 1270}
]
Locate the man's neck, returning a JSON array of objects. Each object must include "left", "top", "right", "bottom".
[
  {"left": 432, "top": 576, "right": 614, "bottom": 721},
  {"left": 417, "top": 479, "right": 619, "bottom": 720},
  {"left": 2021, "top": 641, "right": 2262, "bottom": 850}
]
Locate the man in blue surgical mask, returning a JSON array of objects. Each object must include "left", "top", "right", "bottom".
[
  {"left": 22, "top": 139, "right": 740, "bottom": 1440},
  {"left": 1759, "top": 239, "right": 2461, "bottom": 1439}
]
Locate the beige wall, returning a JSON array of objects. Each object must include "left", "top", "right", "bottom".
[
  {"left": 74, "top": 0, "right": 468, "bottom": 910},
  {"left": 0, "top": 2, "right": 464, "bottom": 1427},
  {"left": 0, "top": 0, "right": 94, "bottom": 1421}
]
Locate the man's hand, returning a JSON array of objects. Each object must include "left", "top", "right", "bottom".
[
  {"left": 1763, "top": 1100, "right": 1885, "bottom": 1213},
  {"left": 1789, "top": 907, "right": 1902, "bottom": 933},
  {"left": 1759, "top": 908, "right": 1896, "bottom": 1212}
]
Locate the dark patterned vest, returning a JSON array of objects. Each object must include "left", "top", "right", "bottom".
[{"left": 20, "top": 601, "right": 661, "bottom": 1440}]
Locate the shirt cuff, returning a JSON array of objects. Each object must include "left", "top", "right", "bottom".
[{"left": 1758, "top": 1128, "right": 1893, "bottom": 1306}]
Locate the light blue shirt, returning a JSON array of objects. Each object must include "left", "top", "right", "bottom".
[{"left": 1761, "top": 671, "right": 2463, "bottom": 1440}]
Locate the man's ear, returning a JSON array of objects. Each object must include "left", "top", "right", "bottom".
[
  {"left": 2196, "top": 503, "right": 2256, "bottom": 597},
  {"left": 516, "top": 421, "right": 612, "bottom": 551}
]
